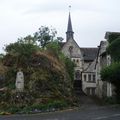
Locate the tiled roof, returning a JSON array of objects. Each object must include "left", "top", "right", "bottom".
[{"left": 80, "top": 48, "right": 98, "bottom": 61}]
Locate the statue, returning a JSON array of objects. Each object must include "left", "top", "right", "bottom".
[{"left": 15, "top": 69, "right": 24, "bottom": 92}]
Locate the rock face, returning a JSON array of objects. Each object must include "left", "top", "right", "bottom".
[{"left": 15, "top": 70, "right": 24, "bottom": 92}]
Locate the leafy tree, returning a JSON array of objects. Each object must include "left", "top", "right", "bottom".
[
  {"left": 4, "top": 37, "right": 39, "bottom": 68},
  {"left": 18, "top": 35, "right": 37, "bottom": 45},
  {"left": 46, "top": 40, "right": 61, "bottom": 57},
  {"left": 107, "top": 37, "right": 120, "bottom": 61},
  {"left": 0, "top": 54, "right": 4, "bottom": 58},
  {"left": 0, "top": 54, "right": 4, "bottom": 62},
  {"left": 101, "top": 62, "right": 120, "bottom": 102},
  {"left": 64, "top": 57, "right": 75, "bottom": 81},
  {"left": 101, "top": 63, "right": 120, "bottom": 84},
  {"left": 101, "top": 33, "right": 120, "bottom": 101},
  {"left": 107, "top": 33, "right": 120, "bottom": 43},
  {"left": 34, "top": 26, "right": 57, "bottom": 48},
  {"left": 59, "top": 54, "right": 75, "bottom": 81}
]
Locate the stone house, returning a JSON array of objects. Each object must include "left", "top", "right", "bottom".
[
  {"left": 95, "top": 32, "right": 120, "bottom": 97},
  {"left": 61, "top": 12, "right": 117, "bottom": 97},
  {"left": 61, "top": 12, "right": 98, "bottom": 96},
  {"left": 95, "top": 40, "right": 112, "bottom": 97}
]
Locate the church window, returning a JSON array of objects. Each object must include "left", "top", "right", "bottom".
[{"left": 69, "top": 46, "right": 73, "bottom": 54}]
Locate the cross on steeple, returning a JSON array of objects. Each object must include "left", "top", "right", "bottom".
[{"left": 66, "top": 6, "right": 74, "bottom": 41}]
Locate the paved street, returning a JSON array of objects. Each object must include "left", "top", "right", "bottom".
[{"left": 0, "top": 105, "right": 120, "bottom": 120}]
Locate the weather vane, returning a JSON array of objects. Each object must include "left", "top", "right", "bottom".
[{"left": 69, "top": 5, "right": 71, "bottom": 12}]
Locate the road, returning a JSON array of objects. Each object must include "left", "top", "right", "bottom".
[{"left": 0, "top": 105, "right": 120, "bottom": 120}]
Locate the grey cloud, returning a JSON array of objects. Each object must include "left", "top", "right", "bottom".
[
  {"left": 22, "top": 0, "right": 120, "bottom": 16},
  {"left": 0, "top": 0, "right": 120, "bottom": 53}
]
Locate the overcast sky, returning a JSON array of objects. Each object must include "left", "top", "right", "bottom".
[{"left": 0, "top": 0, "right": 120, "bottom": 53}]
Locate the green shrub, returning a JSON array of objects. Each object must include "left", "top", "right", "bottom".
[
  {"left": 7, "top": 106, "right": 22, "bottom": 114},
  {"left": 104, "top": 97, "right": 117, "bottom": 105}
]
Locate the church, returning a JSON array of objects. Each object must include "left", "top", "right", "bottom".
[{"left": 61, "top": 12, "right": 114, "bottom": 97}]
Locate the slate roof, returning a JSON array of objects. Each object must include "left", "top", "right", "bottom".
[
  {"left": 80, "top": 48, "right": 98, "bottom": 61},
  {"left": 67, "top": 12, "right": 73, "bottom": 32},
  {"left": 59, "top": 42, "right": 66, "bottom": 48}
]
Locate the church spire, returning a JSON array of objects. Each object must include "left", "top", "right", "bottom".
[{"left": 66, "top": 6, "right": 74, "bottom": 41}]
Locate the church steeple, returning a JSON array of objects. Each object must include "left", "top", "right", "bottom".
[{"left": 66, "top": 7, "right": 74, "bottom": 41}]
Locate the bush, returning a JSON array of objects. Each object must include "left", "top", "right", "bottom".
[
  {"left": 7, "top": 106, "right": 22, "bottom": 114},
  {"left": 5, "top": 100, "right": 68, "bottom": 114},
  {"left": 101, "top": 62, "right": 120, "bottom": 101},
  {"left": 30, "top": 100, "right": 68, "bottom": 111},
  {"left": 103, "top": 96, "right": 117, "bottom": 105}
]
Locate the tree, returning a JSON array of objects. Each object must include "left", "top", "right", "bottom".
[
  {"left": 4, "top": 37, "right": 39, "bottom": 68},
  {"left": 59, "top": 53, "right": 75, "bottom": 82},
  {"left": 46, "top": 40, "right": 61, "bottom": 57},
  {"left": 0, "top": 54, "right": 4, "bottom": 58},
  {"left": 107, "top": 37, "right": 120, "bottom": 61},
  {"left": 101, "top": 33, "right": 120, "bottom": 101},
  {"left": 34, "top": 26, "right": 57, "bottom": 48},
  {"left": 18, "top": 35, "right": 37, "bottom": 45},
  {"left": 107, "top": 33, "right": 120, "bottom": 43},
  {"left": 101, "top": 63, "right": 120, "bottom": 102}
]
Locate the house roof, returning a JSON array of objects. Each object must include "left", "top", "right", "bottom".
[
  {"left": 59, "top": 42, "right": 66, "bottom": 48},
  {"left": 80, "top": 48, "right": 98, "bottom": 61},
  {"left": 84, "top": 58, "right": 96, "bottom": 72},
  {"left": 61, "top": 40, "right": 98, "bottom": 61}
]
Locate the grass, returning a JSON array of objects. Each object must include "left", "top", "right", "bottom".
[{"left": 0, "top": 100, "right": 69, "bottom": 114}]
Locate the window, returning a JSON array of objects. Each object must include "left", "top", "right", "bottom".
[
  {"left": 84, "top": 74, "right": 87, "bottom": 81},
  {"left": 88, "top": 74, "right": 91, "bottom": 81},
  {"left": 107, "top": 55, "right": 111, "bottom": 66},
  {"left": 93, "top": 75, "right": 96, "bottom": 82},
  {"left": 87, "top": 74, "right": 96, "bottom": 83},
  {"left": 76, "top": 59, "right": 79, "bottom": 63},
  {"left": 69, "top": 46, "right": 73, "bottom": 54},
  {"left": 73, "top": 59, "right": 75, "bottom": 62}
]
